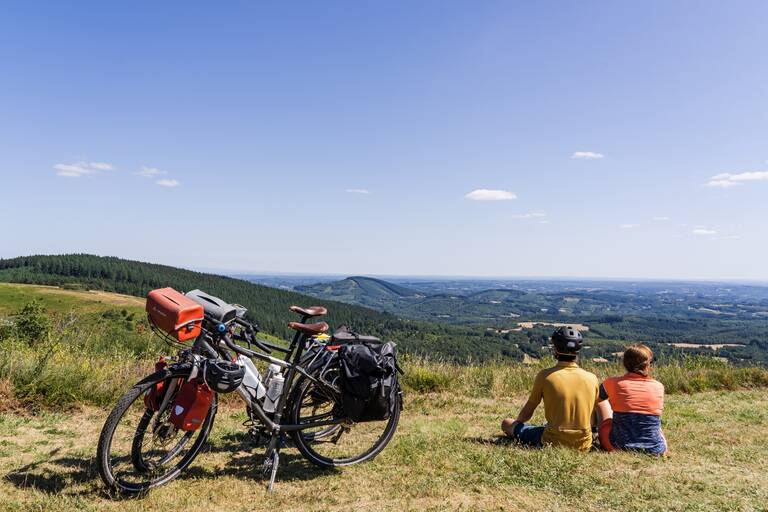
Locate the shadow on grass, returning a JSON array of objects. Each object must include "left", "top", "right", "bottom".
[
  {"left": 465, "top": 434, "right": 525, "bottom": 447},
  {"left": 4, "top": 448, "right": 98, "bottom": 496},
  {"left": 184, "top": 430, "right": 340, "bottom": 483},
  {"left": 4, "top": 431, "right": 339, "bottom": 499}
]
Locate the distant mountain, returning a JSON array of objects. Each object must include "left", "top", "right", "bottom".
[{"left": 296, "top": 276, "right": 424, "bottom": 310}]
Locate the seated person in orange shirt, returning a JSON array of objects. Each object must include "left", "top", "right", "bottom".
[{"left": 597, "top": 344, "right": 668, "bottom": 456}]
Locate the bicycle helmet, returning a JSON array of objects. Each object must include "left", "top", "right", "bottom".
[
  {"left": 551, "top": 326, "right": 583, "bottom": 355},
  {"left": 203, "top": 360, "right": 245, "bottom": 393}
]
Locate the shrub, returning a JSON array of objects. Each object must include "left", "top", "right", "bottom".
[{"left": 14, "top": 300, "right": 51, "bottom": 344}]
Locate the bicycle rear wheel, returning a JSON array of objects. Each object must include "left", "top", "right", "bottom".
[
  {"left": 289, "top": 370, "right": 401, "bottom": 468},
  {"left": 96, "top": 366, "right": 217, "bottom": 494}
]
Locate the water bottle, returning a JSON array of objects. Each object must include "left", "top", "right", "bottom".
[
  {"left": 236, "top": 355, "right": 266, "bottom": 402},
  {"left": 263, "top": 363, "right": 281, "bottom": 387},
  {"left": 263, "top": 371, "right": 285, "bottom": 413}
]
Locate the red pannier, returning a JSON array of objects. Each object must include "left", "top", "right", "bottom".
[
  {"left": 146, "top": 287, "right": 204, "bottom": 342},
  {"left": 144, "top": 358, "right": 169, "bottom": 410},
  {"left": 170, "top": 379, "right": 214, "bottom": 431}
]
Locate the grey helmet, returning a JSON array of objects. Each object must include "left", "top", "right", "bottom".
[
  {"left": 202, "top": 360, "right": 244, "bottom": 393},
  {"left": 551, "top": 326, "right": 583, "bottom": 355}
]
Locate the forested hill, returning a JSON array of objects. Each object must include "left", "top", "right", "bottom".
[
  {"left": 0, "top": 255, "right": 389, "bottom": 337},
  {"left": 296, "top": 276, "right": 422, "bottom": 310},
  {"left": 0, "top": 254, "right": 519, "bottom": 361}
]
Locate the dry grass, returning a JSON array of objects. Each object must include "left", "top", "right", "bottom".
[
  {"left": 0, "top": 380, "right": 22, "bottom": 414},
  {"left": 0, "top": 283, "right": 145, "bottom": 316},
  {"left": 1, "top": 390, "right": 766, "bottom": 512}
]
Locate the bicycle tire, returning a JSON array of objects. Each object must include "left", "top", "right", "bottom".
[
  {"left": 288, "top": 373, "right": 401, "bottom": 468},
  {"left": 96, "top": 367, "right": 217, "bottom": 495}
]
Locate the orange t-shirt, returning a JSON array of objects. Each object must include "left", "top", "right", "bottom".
[{"left": 601, "top": 373, "right": 664, "bottom": 415}]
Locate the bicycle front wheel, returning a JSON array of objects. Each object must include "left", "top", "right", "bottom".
[
  {"left": 96, "top": 366, "right": 217, "bottom": 495},
  {"left": 289, "top": 370, "right": 401, "bottom": 468}
]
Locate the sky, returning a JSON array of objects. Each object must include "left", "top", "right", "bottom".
[{"left": 1, "top": 1, "right": 767, "bottom": 281}]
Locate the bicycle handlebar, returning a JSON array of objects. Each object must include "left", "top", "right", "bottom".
[{"left": 221, "top": 333, "right": 261, "bottom": 358}]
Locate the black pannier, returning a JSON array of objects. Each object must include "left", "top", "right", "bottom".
[{"left": 335, "top": 328, "right": 400, "bottom": 422}]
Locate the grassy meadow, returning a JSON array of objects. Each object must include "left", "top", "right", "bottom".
[{"left": 1, "top": 283, "right": 767, "bottom": 511}]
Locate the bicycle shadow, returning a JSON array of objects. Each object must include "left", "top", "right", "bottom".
[
  {"left": 3, "top": 432, "right": 338, "bottom": 499},
  {"left": 183, "top": 431, "right": 340, "bottom": 483},
  {"left": 4, "top": 448, "right": 99, "bottom": 497}
]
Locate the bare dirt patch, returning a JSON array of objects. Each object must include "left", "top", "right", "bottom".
[
  {"left": 516, "top": 321, "right": 590, "bottom": 332},
  {"left": 36, "top": 287, "right": 144, "bottom": 308},
  {"left": 667, "top": 343, "right": 744, "bottom": 350}
]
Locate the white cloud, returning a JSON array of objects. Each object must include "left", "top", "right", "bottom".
[
  {"left": 511, "top": 212, "right": 546, "bottom": 219},
  {"left": 156, "top": 179, "right": 180, "bottom": 188},
  {"left": 652, "top": 216, "right": 670, "bottom": 221},
  {"left": 571, "top": 151, "right": 604, "bottom": 160},
  {"left": 53, "top": 161, "right": 114, "bottom": 177},
  {"left": 465, "top": 189, "right": 517, "bottom": 201},
  {"left": 706, "top": 171, "right": 768, "bottom": 188},
  {"left": 692, "top": 228, "right": 717, "bottom": 236},
  {"left": 136, "top": 166, "right": 166, "bottom": 178},
  {"left": 619, "top": 223, "right": 640, "bottom": 229},
  {"left": 707, "top": 179, "right": 742, "bottom": 188},
  {"left": 345, "top": 188, "right": 370, "bottom": 194}
]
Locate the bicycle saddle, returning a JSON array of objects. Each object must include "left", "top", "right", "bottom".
[
  {"left": 288, "top": 321, "right": 330, "bottom": 335},
  {"left": 289, "top": 305, "right": 328, "bottom": 317}
]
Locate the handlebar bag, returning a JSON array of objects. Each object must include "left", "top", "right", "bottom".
[
  {"left": 338, "top": 341, "right": 398, "bottom": 422},
  {"left": 146, "top": 288, "right": 204, "bottom": 342}
]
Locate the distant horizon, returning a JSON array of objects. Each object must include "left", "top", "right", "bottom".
[
  {"left": 223, "top": 268, "right": 768, "bottom": 286},
  {"left": 3, "top": 252, "right": 768, "bottom": 286}
]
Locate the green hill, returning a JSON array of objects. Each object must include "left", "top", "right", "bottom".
[
  {"left": 0, "top": 255, "right": 522, "bottom": 361},
  {"left": 0, "top": 255, "right": 388, "bottom": 338},
  {"left": 296, "top": 276, "right": 423, "bottom": 310}
]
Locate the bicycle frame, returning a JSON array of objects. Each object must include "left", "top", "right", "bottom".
[{"left": 189, "top": 315, "right": 344, "bottom": 435}]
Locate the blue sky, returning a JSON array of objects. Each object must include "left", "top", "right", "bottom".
[{"left": 1, "top": 1, "right": 767, "bottom": 280}]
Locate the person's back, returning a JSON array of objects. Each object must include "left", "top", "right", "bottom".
[
  {"left": 533, "top": 361, "right": 599, "bottom": 450},
  {"left": 502, "top": 326, "right": 599, "bottom": 452},
  {"left": 598, "top": 344, "right": 667, "bottom": 455}
]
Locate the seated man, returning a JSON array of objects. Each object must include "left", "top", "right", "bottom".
[{"left": 501, "top": 326, "right": 599, "bottom": 451}]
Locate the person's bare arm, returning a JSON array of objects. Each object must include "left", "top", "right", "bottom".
[
  {"left": 502, "top": 400, "right": 538, "bottom": 436},
  {"left": 515, "top": 399, "right": 538, "bottom": 424},
  {"left": 596, "top": 399, "right": 613, "bottom": 424},
  {"left": 502, "top": 371, "right": 544, "bottom": 437}
]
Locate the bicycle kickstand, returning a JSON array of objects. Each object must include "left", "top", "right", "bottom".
[
  {"left": 262, "top": 435, "right": 282, "bottom": 492},
  {"left": 267, "top": 450, "right": 279, "bottom": 492}
]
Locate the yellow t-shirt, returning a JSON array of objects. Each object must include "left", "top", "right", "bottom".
[{"left": 528, "top": 361, "right": 599, "bottom": 451}]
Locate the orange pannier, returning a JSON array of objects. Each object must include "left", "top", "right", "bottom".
[{"left": 146, "top": 287, "right": 204, "bottom": 342}]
